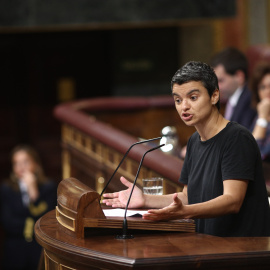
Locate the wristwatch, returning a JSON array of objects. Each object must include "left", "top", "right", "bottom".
[{"left": 256, "top": 118, "right": 268, "bottom": 128}]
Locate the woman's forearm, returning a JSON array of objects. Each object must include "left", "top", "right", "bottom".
[{"left": 144, "top": 191, "right": 188, "bottom": 209}]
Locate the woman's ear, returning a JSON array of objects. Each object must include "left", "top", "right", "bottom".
[{"left": 211, "top": 89, "right": 220, "bottom": 105}]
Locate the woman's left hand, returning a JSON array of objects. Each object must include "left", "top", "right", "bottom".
[{"left": 142, "top": 193, "right": 186, "bottom": 221}]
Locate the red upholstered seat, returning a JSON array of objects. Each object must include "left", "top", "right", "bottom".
[{"left": 246, "top": 44, "right": 270, "bottom": 76}]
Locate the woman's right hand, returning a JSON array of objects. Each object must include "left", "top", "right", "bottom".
[
  {"left": 102, "top": 176, "right": 145, "bottom": 208},
  {"left": 21, "top": 171, "right": 39, "bottom": 202},
  {"left": 257, "top": 98, "right": 270, "bottom": 120}
]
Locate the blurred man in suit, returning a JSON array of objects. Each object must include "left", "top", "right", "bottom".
[{"left": 210, "top": 47, "right": 256, "bottom": 130}]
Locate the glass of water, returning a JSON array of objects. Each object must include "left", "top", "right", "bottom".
[{"left": 142, "top": 177, "right": 163, "bottom": 195}]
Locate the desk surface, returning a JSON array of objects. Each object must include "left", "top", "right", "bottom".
[{"left": 35, "top": 210, "right": 270, "bottom": 270}]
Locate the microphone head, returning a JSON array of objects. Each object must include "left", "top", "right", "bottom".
[{"left": 160, "top": 126, "right": 180, "bottom": 154}]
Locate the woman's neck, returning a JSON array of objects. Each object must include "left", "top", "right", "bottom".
[{"left": 196, "top": 112, "right": 229, "bottom": 141}]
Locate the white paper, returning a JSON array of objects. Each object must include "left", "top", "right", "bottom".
[{"left": 103, "top": 208, "right": 148, "bottom": 217}]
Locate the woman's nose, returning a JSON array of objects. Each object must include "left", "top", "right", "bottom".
[{"left": 182, "top": 99, "right": 190, "bottom": 110}]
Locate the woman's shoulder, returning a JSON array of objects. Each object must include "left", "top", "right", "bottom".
[
  {"left": 0, "top": 178, "right": 18, "bottom": 190},
  {"left": 225, "top": 122, "right": 258, "bottom": 148},
  {"left": 226, "top": 121, "right": 254, "bottom": 137},
  {"left": 0, "top": 179, "right": 20, "bottom": 199},
  {"left": 189, "top": 131, "right": 200, "bottom": 141}
]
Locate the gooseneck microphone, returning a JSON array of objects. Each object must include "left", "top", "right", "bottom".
[
  {"left": 100, "top": 137, "right": 161, "bottom": 196},
  {"left": 115, "top": 143, "right": 165, "bottom": 239}
]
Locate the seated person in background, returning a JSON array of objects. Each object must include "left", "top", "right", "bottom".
[
  {"left": 0, "top": 144, "right": 57, "bottom": 270},
  {"left": 103, "top": 61, "right": 270, "bottom": 237},
  {"left": 210, "top": 47, "right": 256, "bottom": 129},
  {"left": 251, "top": 62, "right": 270, "bottom": 162}
]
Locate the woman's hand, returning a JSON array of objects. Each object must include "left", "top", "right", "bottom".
[
  {"left": 102, "top": 176, "right": 145, "bottom": 208},
  {"left": 142, "top": 193, "right": 185, "bottom": 221},
  {"left": 21, "top": 171, "right": 39, "bottom": 202},
  {"left": 257, "top": 98, "right": 270, "bottom": 120}
]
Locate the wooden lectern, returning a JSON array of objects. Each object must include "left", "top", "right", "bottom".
[
  {"left": 56, "top": 177, "right": 195, "bottom": 238},
  {"left": 35, "top": 177, "right": 270, "bottom": 269}
]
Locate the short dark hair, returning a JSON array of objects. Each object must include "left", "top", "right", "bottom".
[
  {"left": 210, "top": 47, "right": 248, "bottom": 80},
  {"left": 171, "top": 61, "right": 220, "bottom": 110}
]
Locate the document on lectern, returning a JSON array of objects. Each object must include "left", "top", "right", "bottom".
[{"left": 103, "top": 208, "right": 148, "bottom": 217}]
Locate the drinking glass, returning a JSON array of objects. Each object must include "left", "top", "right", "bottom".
[{"left": 142, "top": 177, "right": 163, "bottom": 195}]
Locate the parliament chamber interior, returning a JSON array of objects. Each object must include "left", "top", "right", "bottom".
[{"left": 1, "top": 1, "right": 270, "bottom": 269}]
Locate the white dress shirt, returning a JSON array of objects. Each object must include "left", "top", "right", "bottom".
[{"left": 224, "top": 86, "right": 243, "bottom": 120}]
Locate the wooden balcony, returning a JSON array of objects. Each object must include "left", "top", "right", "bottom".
[{"left": 53, "top": 96, "right": 196, "bottom": 195}]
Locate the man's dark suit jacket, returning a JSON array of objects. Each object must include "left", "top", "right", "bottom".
[{"left": 230, "top": 84, "right": 257, "bottom": 130}]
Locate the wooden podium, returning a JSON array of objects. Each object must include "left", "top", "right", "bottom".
[
  {"left": 35, "top": 210, "right": 270, "bottom": 270},
  {"left": 56, "top": 177, "right": 195, "bottom": 239},
  {"left": 35, "top": 178, "right": 270, "bottom": 270}
]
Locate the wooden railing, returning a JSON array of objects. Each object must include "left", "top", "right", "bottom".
[{"left": 53, "top": 96, "right": 196, "bottom": 195}]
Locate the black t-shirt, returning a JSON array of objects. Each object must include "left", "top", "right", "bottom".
[{"left": 180, "top": 122, "right": 270, "bottom": 237}]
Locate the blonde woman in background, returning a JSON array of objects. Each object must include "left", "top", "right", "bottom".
[{"left": 0, "top": 145, "right": 57, "bottom": 270}]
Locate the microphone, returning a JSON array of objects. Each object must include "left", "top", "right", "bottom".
[
  {"left": 100, "top": 137, "right": 161, "bottom": 196},
  {"left": 115, "top": 143, "right": 165, "bottom": 239}
]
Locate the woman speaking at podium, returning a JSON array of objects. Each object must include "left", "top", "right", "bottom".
[{"left": 103, "top": 61, "right": 270, "bottom": 237}]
